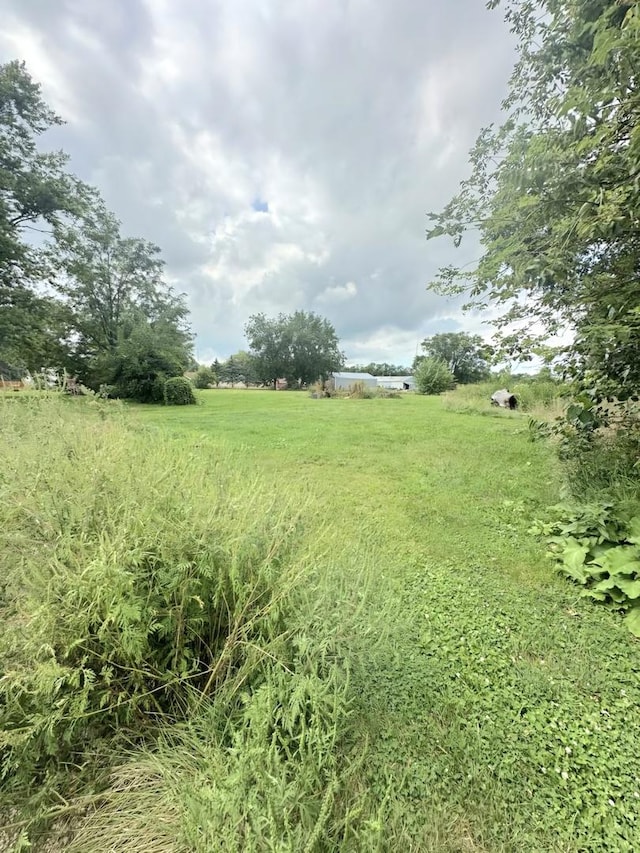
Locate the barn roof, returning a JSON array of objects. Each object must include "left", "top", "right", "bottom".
[
  {"left": 333, "top": 371, "right": 375, "bottom": 379},
  {"left": 376, "top": 375, "right": 414, "bottom": 383}
]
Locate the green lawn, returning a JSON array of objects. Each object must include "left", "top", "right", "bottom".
[{"left": 128, "top": 389, "right": 640, "bottom": 852}]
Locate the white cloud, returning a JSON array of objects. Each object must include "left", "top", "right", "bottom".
[
  {"left": 0, "top": 0, "right": 520, "bottom": 362},
  {"left": 316, "top": 281, "right": 357, "bottom": 304}
]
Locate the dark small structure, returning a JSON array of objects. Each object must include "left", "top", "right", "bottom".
[{"left": 490, "top": 388, "right": 518, "bottom": 410}]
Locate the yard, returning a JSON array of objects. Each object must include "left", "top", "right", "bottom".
[
  {"left": 2, "top": 389, "right": 639, "bottom": 851},
  {"left": 131, "top": 390, "right": 640, "bottom": 852}
]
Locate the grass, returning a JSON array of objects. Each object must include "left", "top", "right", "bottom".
[
  {"left": 130, "top": 390, "right": 640, "bottom": 851},
  {"left": 2, "top": 389, "right": 639, "bottom": 851}
]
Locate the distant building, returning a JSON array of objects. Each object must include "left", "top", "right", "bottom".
[
  {"left": 329, "top": 371, "right": 377, "bottom": 391},
  {"left": 376, "top": 375, "right": 415, "bottom": 391}
]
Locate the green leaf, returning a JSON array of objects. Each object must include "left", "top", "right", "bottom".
[
  {"left": 558, "top": 540, "right": 590, "bottom": 583},
  {"left": 616, "top": 579, "right": 640, "bottom": 600},
  {"left": 626, "top": 516, "right": 640, "bottom": 545},
  {"left": 592, "top": 545, "right": 640, "bottom": 576},
  {"left": 623, "top": 607, "right": 640, "bottom": 638}
]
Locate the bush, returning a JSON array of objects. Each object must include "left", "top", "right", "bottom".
[
  {"left": 194, "top": 366, "right": 215, "bottom": 389},
  {"left": 414, "top": 358, "right": 455, "bottom": 395},
  {"left": 164, "top": 376, "right": 196, "bottom": 405}
]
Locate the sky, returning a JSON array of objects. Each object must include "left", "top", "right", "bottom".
[{"left": 0, "top": 0, "right": 519, "bottom": 367}]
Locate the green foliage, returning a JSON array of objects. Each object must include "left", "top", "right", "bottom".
[
  {"left": 6, "top": 391, "right": 640, "bottom": 850},
  {"left": 101, "top": 390, "right": 640, "bottom": 850},
  {"left": 532, "top": 501, "right": 640, "bottom": 636},
  {"left": 530, "top": 395, "right": 640, "bottom": 497},
  {"left": 89, "top": 320, "right": 191, "bottom": 403},
  {"left": 427, "top": 1, "right": 640, "bottom": 399},
  {"left": 245, "top": 311, "right": 344, "bottom": 388},
  {"left": 0, "top": 395, "right": 382, "bottom": 849},
  {"left": 414, "top": 357, "right": 455, "bottom": 395},
  {"left": 0, "top": 398, "right": 316, "bottom": 791},
  {"left": 414, "top": 332, "right": 492, "bottom": 384},
  {"left": 51, "top": 201, "right": 193, "bottom": 388},
  {"left": 443, "top": 374, "right": 569, "bottom": 416},
  {"left": 219, "top": 350, "right": 257, "bottom": 387},
  {"left": 0, "top": 59, "right": 192, "bottom": 392},
  {"left": 0, "top": 60, "right": 88, "bottom": 372},
  {"left": 345, "top": 362, "right": 411, "bottom": 376},
  {"left": 163, "top": 376, "right": 196, "bottom": 405},
  {"left": 193, "top": 366, "right": 215, "bottom": 389}
]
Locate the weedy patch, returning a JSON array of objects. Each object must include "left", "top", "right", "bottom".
[
  {"left": 0, "top": 396, "right": 379, "bottom": 850},
  {"left": 531, "top": 501, "right": 640, "bottom": 637}
]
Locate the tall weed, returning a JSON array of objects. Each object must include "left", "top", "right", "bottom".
[
  {"left": 0, "top": 400, "right": 318, "bottom": 780},
  {"left": 0, "top": 396, "right": 382, "bottom": 849}
]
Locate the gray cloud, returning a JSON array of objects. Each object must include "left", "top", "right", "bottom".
[{"left": 1, "top": 0, "right": 516, "bottom": 364}]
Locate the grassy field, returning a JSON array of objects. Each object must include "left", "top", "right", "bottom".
[
  {"left": 129, "top": 390, "right": 640, "bottom": 852},
  {"left": 2, "top": 389, "right": 639, "bottom": 851}
]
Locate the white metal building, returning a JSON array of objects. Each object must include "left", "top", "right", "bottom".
[
  {"left": 376, "top": 375, "right": 416, "bottom": 391},
  {"left": 330, "top": 371, "right": 377, "bottom": 390}
]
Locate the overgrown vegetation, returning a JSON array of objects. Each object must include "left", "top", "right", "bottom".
[
  {"left": 414, "top": 356, "right": 455, "bottom": 395},
  {"left": 163, "top": 376, "right": 196, "bottom": 405},
  {"left": 443, "top": 374, "right": 569, "bottom": 415},
  {"left": 325, "top": 380, "right": 402, "bottom": 399},
  {"left": 130, "top": 390, "right": 640, "bottom": 851},
  {"left": 0, "top": 395, "right": 374, "bottom": 848},
  {"left": 3, "top": 390, "right": 640, "bottom": 849},
  {"left": 532, "top": 501, "right": 640, "bottom": 637}
]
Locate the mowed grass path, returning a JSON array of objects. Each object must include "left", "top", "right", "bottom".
[{"left": 133, "top": 391, "right": 640, "bottom": 852}]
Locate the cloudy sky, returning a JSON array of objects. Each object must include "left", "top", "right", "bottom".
[{"left": 1, "top": 0, "right": 517, "bottom": 366}]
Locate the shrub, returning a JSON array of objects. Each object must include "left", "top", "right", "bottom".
[
  {"left": 414, "top": 357, "right": 455, "bottom": 395},
  {"left": 193, "top": 367, "right": 215, "bottom": 389},
  {"left": 164, "top": 376, "right": 196, "bottom": 405}
]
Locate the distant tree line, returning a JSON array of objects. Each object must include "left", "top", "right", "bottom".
[{"left": 345, "top": 362, "right": 412, "bottom": 376}]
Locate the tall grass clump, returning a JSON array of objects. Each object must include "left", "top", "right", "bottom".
[
  {"left": 442, "top": 375, "right": 569, "bottom": 417},
  {"left": 0, "top": 396, "right": 375, "bottom": 848}
]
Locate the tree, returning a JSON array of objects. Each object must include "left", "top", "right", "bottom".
[
  {"left": 211, "top": 358, "right": 221, "bottom": 387},
  {"left": 194, "top": 365, "right": 215, "bottom": 388},
  {"left": 51, "top": 201, "right": 192, "bottom": 392},
  {"left": 426, "top": 1, "right": 640, "bottom": 399},
  {"left": 228, "top": 350, "right": 257, "bottom": 386},
  {"left": 245, "top": 311, "right": 344, "bottom": 388},
  {"left": 92, "top": 318, "right": 191, "bottom": 402},
  {"left": 219, "top": 356, "right": 239, "bottom": 387},
  {"left": 414, "top": 357, "right": 455, "bottom": 395},
  {"left": 0, "top": 60, "right": 87, "bottom": 372},
  {"left": 414, "top": 333, "right": 491, "bottom": 384},
  {"left": 346, "top": 362, "right": 412, "bottom": 376}
]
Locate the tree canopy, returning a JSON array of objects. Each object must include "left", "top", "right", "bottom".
[
  {"left": 0, "top": 60, "right": 89, "bottom": 371},
  {"left": 245, "top": 311, "right": 344, "bottom": 388},
  {"left": 426, "top": 1, "right": 640, "bottom": 398},
  {"left": 0, "top": 60, "right": 193, "bottom": 398},
  {"left": 414, "top": 332, "right": 491, "bottom": 384},
  {"left": 346, "top": 362, "right": 412, "bottom": 376}
]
